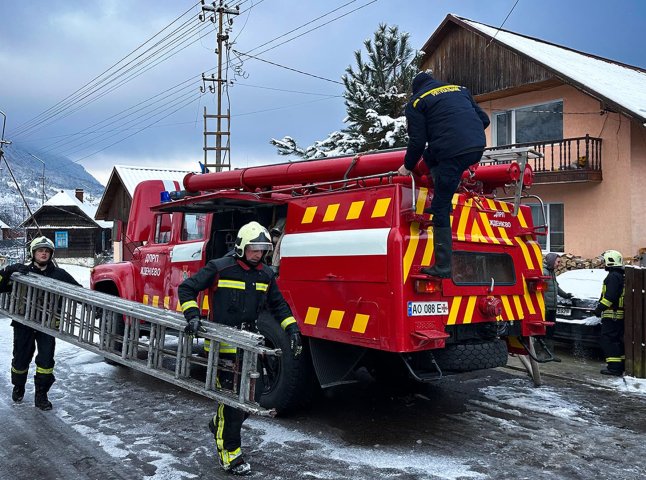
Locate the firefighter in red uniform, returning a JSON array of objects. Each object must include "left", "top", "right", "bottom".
[
  {"left": 593, "top": 250, "right": 625, "bottom": 376},
  {"left": 178, "top": 221, "right": 302, "bottom": 476},
  {"left": 0, "top": 236, "right": 80, "bottom": 410}
]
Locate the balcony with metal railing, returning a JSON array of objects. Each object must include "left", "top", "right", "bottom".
[{"left": 487, "top": 135, "right": 602, "bottom": 184}]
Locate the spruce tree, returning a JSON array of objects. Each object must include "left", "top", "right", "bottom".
[{"left": 271, "top": 24, "right": 420, "bottom": 159}]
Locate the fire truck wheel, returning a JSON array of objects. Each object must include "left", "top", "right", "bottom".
[
  {"left": 257, "top": 313, "right": 318, "bottom": 414},
  {"left": 432, "top": 339, "right": 508, "bottom": 373}
]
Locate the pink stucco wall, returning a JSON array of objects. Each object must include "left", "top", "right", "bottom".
[
  {"left": 630, "top": 121, "right": 646, "bottom": 258},
  {"left": 478, "top": 85, "right": 644, "bottom": 259}
]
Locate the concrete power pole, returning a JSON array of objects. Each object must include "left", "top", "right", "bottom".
[{"left": 200, "top": 1, "right": 239, "bottom": 173}]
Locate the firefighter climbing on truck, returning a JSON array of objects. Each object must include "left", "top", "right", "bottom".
[
  {"left": 398, "top": 70, "right": 491, "bottom": 278},
  {"left": 178, "top": 221, "right": 303, "bottom": 475}
]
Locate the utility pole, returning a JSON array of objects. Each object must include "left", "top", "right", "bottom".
[
  {"left": 28, "top": 153, "right": 46, "bottom": 206},
  {"left": 200, "top": 1, "right": 239, "bottom": 173}
]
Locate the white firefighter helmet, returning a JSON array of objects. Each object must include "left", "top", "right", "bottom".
[
  {"left": 29, "top": 236, "right": 55, "bottom": 258},
  {"left": 602, "top": 250, "right": 623, "bottom": 267},
  {"left": 234, "top": 222, "right": 273, "bottom": 257}
]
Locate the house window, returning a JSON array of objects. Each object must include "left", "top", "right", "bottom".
[
  {"left": 181, "top": 213, "right": 208, "bottom": 241},
  {"left": 530, "top": 203, "right": 564, "bottom": 252},
  {"left": 154, "top": 214, "right": 173, "bottom": 244},
  {"left": 493, "top": 100, "right": 563, "bottom": 146},
  {"left": 54, "top": 231, "right": 69, "bottom": 249}
]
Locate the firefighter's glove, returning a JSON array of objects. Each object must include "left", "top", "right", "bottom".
[
  {"left": 4, "top": 263, "right": 30, "bottom": 277},
  {"left": 593, "top": 305, "right": 603, "bottom": 318},
  {"left": 289, "top": 331, "right": 302, "bottom": 358},
  {"left": 184, "top": 315, "right": 206, "bottom": 336}
]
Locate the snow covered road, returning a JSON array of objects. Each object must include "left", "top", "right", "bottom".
[{"left": 1, "top": 264, "right": 645, "bottom": 479}]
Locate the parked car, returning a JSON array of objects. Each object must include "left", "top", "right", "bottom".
[{"left": 553, "top": 269, "right": 606, "bottom": 347}]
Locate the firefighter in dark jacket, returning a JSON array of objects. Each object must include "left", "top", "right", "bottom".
[
  {"left": 398, "top": 70, "right": 490, "bottom": 278},
  {"left": 178, "top": 221, "right": 302, "bottom": 476},
  {"left": 0, "top": 236, "right": 81, "bottom": 410},
  {"left": 593, "top": 250, "right": 625, "bottom": 376}
]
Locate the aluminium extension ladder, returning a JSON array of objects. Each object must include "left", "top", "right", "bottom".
[{"left": 0, "top": 273, "right": 280, "bottom": 416}]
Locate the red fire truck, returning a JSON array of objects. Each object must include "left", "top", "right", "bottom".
[{"left": 91, "top": 148, "right": 548, "bottom": 412}]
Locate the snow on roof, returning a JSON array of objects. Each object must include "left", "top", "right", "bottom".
[
  {"left": 458, "top": 16, "right": 646, "bottom": 122},
  {"left": 114, "top": 165, "right": 194, "bottom": 196},
  {"left": 0, "top": 219, "right": 9, "bottom": 229},
  {"left": 43, "top": 190, "right": 112, "bottom": 228}
]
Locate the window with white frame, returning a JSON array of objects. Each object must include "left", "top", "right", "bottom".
[
  {"left": 493, "top": 100, "right": 563, "bottom": 146},
  {"left": 530, "top": 203, "right": 564, "bottom": 252}
]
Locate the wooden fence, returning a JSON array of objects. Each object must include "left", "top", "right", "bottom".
[{"left": 625, "top": 267, "right": 646, "bottom": 378}]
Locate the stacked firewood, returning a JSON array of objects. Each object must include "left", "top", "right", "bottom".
[
  {"left": 554, "top": 253, "right": 605, "bottom": 275},
  {"left": 554, "top": 252, "right": 640, "bottom": 275}
]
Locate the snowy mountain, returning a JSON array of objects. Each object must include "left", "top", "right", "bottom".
[{"left": 0, "top": 142, "right": 104, "bottom": 227}]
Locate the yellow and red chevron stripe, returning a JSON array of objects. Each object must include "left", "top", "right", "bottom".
[
  {"left": 403, "top": 192, "right": 520, "bottom": 283},
  {"left": 300, "top": 197, "right": 392, "bottom": 225},
  {"left": 444, "top": 288, "right": 543, "bottom": 325},
  {"left": 303, "top": 306, "right": 371, "bottom": 333}
]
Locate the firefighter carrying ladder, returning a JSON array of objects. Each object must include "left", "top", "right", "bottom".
[{"left": 0, "top": 273, "right": 279, "bottom": 416}]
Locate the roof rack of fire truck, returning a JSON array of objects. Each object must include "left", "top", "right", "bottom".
[{"left": 0, "top": 273, "right": 280, "bottom": 416}]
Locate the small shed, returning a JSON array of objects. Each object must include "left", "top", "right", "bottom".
[{"left": 21, "top": 189, "right": 112, "bottom": 261}]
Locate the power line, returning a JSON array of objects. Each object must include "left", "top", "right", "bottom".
[
  {"left": 33, "top": 22, "right": 213, "bottom": 143},
  {"left": 23, "top": 0, "right": 378, "bottom": 162},
  {"left": 234, "top": 82, "right": 340, "bottom": 96},
  {"left": 242, "top": 0, "right": 360, "bottom": 56},
  {"left": 10, "top": 1, "right": 203, "bottom": 138},
  {"left": 72, "top": 93, "right": 204, "bottom": 163},
  {"left": 487, "top": 0, "right": 521, "bottom": 48},
  {"left": 233, "top": 50, "right": 343, "bottom": 84}
]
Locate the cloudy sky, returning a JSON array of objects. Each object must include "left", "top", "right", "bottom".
[{"left": 1, "top": 0, "right": 644, "bottom": 185}]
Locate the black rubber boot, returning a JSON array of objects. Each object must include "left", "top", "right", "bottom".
[
  {"left": 12, "top": 385, "right": 25, "bottom": 402},
  {"left": 420, "top": 226, "right": 453, "bottom": 278},
  {"left": 35, "top": 386, "right": 53, "bottom": 411}
]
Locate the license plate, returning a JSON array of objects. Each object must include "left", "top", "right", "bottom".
[
  {"left": 556, "top": 307, "right": 571, "bottom": 316},
  {"left": 407, "top": 301, "right": 449, "bottom": 316}
]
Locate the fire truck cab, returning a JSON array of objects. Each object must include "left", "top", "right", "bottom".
[{"left": 91, "top": 148, "right": 548, "bottom": 412}]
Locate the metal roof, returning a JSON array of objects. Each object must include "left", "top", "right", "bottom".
[{"left": 113, "top": 165, "right": 194, "bottom": 197}]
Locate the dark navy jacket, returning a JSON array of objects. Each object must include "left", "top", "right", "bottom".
[
  {"left": 178, "top": 256, "right": 295, "bottom": 331},
  {"left": 403, "top": 73, "right": 490, "bottom": 170}
]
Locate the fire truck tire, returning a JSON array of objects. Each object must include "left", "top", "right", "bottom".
[
  {"left": 257, "top": 313, "right": 318, "bottom": 414},
  {"left": 432, "top": 339, "right": 508, "bottom": 373}
]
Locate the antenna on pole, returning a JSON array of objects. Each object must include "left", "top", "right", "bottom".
[{"left": 200, "top": 0, "right": 239, "bottom": 173}]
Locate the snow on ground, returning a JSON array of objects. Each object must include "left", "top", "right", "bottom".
[
  {"left": 2, "top": 263, "right": 646, "bottom": 479},
  {"left": 57, "top": 262, "right": 91, "bottom": 288}
]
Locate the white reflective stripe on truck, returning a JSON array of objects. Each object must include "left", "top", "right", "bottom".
[{"left": 281, "top": 228, "right": 389, "bottom": 257}]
